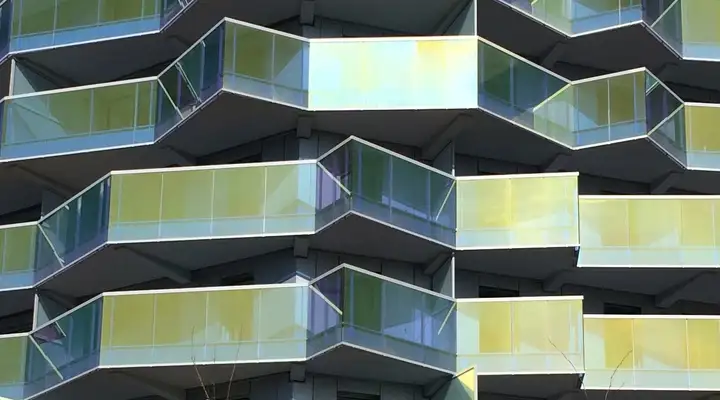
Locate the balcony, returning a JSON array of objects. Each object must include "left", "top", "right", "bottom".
[
  {"left": 584, "top": 315, "right": 720, "bottom": 393},
  {"left": 0, "top": 223, "right": 36, "bottom": 290},
  {"left": 455, "top": 172, "right": 580, "bottom": 281},
  {"left": 308, "top": 264, "right": 457, "bottom": 374},
  {"left": 456, "top": 296, "right": 584, "bottom": 398},
  {"left": 0, "top": 333, "right": 27, "bottom": 400}
]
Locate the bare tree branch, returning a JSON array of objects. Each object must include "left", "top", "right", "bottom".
[
  {"left": 604, "top": 350, "right": 632, "bottom": 400},
  {"left": 191, "top": 326, "right": 211, "bottom": 400},
  {"left": 548, "top": 338, "right": 589, "bottom": 400},
  {"left": 225, "top": 328, "right": 244, "bottom": 400}
]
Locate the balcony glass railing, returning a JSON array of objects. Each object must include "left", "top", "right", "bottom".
[
  {"left": 684, "top": 103, "right": 720, "bottom": 170},
  {"left": 319, "top": 138, "right": 456, "bottom": 246},
  {"left": 477, "top": 39, "right": 568, "bottom": 130},
  {"left": 676, "top": 0, "right": 720, "bottom": 59},
  {"left": 579, "top": 196, "right": 720, "bottom": 267},
  {"left": 0, "top": 79, "right": 160, "bottom": 160},
  {"left": 0, "top": 334, "right": 27, "bottom": 400},
  {"left": 500, "top": 0, "right": 643, "bottom": 35},
  {"left": 456, "top": 297, "right": 584, "bottom": 374},
  {"left": 100, "top": 285, "right": 309, "bottom": 366},
  {"left": 25, "top": 299, "right": 103, "bottom": 398},
  {"left": 0, "top": 223, "right": 36, "bottom": 290},
  {"left": 107, "top": 161, "right": 319, "bottom": 242},
  {"left": 9, "top": 0, "right": 163, "bottom": 53},
  {"left": 309, "top": 37, "right": 477, "bottom": 110},
  {"left": 310, "top": 264, "right": 457, "bottom": 371},
  {"left": 584, "top": 315, "right": 720, "bottom": 390},
  {"left": 456, "top": 173, "right": 579, "bottom": 249}
]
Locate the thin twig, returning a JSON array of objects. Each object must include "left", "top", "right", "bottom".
[
  {"left": 605, "top": 350, "right": 632, "bottom": 400},
  {"left": 548, "top": 338, "right": 589, "bottom": 400},
  {"left": 191, "top": 326, "right": 211, "bottom": 400},
  {"left": 225, "top": 331, "right": 244, "bottom": 400}
]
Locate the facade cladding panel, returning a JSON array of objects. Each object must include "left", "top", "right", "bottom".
[{"left": 0, "top": 0, "right": 720, "bottom": 400}]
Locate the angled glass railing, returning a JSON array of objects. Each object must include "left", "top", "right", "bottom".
[
  {"left": 650, "top": 0, "right": 720, "bottom": 60},
  {"left": 0, "top": 333, "right": 27, "bottom": 400},
  {"left": 533, "top": 69, "right": 684, "bottom": 149},
  {"left": 7, "top": 0, "right": 166, "bottom": 54},
  {"left": 456, "top": 173, "right": 579, "bottom": 249},
  {"left": 308, "top": 37, "right": 477, "bottom": 110},
  {"left": 579, "top": 195, "right": 720, "bottom": 267},
  {"left": 309, "top": 264, "right": 457, "bottom": 372},
  {"left": 318, "top": 137, "right": 457, "bottom": 246},
  {"left": 584, "top": 315, "right": 720, "bottom": 391},
  {"left": 0, "top": 78, "right": 162, "bottom": 160},
  {"left": 500, "top": 0, "right": 643, "bottom": 35},
  {"left": 0, "top": 223, "right": 36, "bottom": 290},
  {"left": 456, "top": 296, "right": 584, "bottom": 374}
]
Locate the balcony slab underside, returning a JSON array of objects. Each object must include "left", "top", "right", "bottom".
[
  {"left": 455, "top": 247, "right": 578, "bottom": 281},
  {"left": 476, "top": 373, "right": 582, "bottom": 400},
  {"left": 581, "top": 390, "right": 720, "bottom": 400},
  {"left": 0, "top": 287, "right": 33, "bottom": 318}
]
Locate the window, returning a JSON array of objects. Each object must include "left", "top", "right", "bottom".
[
  {"left": 478, "top": 286, "right": 519, "bottom": 298},
  {"left": 603, "top": 302, "right": 641, "bottom": 315}
]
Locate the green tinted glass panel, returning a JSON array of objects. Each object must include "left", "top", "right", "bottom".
[{"left": 0, "top": 335, "right": 27, "bottom": 397}]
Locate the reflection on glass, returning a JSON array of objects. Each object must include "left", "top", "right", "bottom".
[
  {"left": 25, "top": 300, "right": 103, "bottom": 398},
  {"left": 225, "top": 22, "right": 309, "bottom": 107},
  {"left": 649, "top": 0, "right": 683, "bottom": 53},
  {"left": 579, "top": 196, "right": 720, "bottom": 267},
  {"left": 100, "top": 286, "right": 309, "bottom": 365},
  {"left": 1, "top": 80, "right": 158, "bottom": 159},
  {"left": 646, "top": 73, "right": 685, "bottom": 162},
  {"left": 108, "top": 163, "right": 318, "bottom": 241},
  {"left": 0, "top": 224, "right": 37, "bottom": 289},
  {"left": 584, "top": 316, "right": 720, "bottom": 390},
  {"left": 310, "top": 38, "right": 475, "bottom": 109},
  {"left": 0, "top": 334, "right": 27, "bottom": 400},
  {"left": 456, "top": 174, "right": 578, "bottom": 248},
  {"left": 533, "top": 70, "right": 648, "bottom": 147},
  {"left": 477, "top": 40, "right": 567, "bottom": 129},
  {"left": 39, "top": 179, "right": 111, "bottom": 276},
  {"left": 684, "top": 104, "right": 720, "bottom": 169},
  {"left": 457, "top": 298, "right": 583, "bottom": 373},
  {"left": 499, "top": 0, "right": 642, "bottom": 34},
  {"left": 319, "top": 139, "right": 456, "bottom": 245},
  {"left": 310, "top": 265, "right": 457, "bottom": 371},
  {"left": 10, "top": 0, "right": 162, "bottom": 51}
]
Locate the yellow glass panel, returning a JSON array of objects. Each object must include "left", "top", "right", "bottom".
[
  {"left": 511, "top": 176, "right": 577, "bottom": 244},
  {"left": 110, "top": 173, "right": 162, "bottom": 224},
  {"left": 48, "top": 90, "right": 92, "bottom": 136},
  {"left": 680, "top": 199, "right": 716, "bottom": 246},
  {"left": 154, "top": 292, "right": 207, "bottom": 346},
  {"left": 575, "top": 78, "right": 609, "bottom": 128},
  {"left": 458, "top": 179, "right": 511, "bottom": 230},
  {"left": 56, "top": 0, "right": 98, "bottom": 30},
  {"left": 682, "top": 0, "right": 720, "bottom": 44},
  {"left": 580, "top": 198, "right": 630, "bottom": 247},
  {"left": 0, "top": 336, "right": 25, "bottom": 383},
  {"left": 585, "top": 318, "right": 634, "bottom": 370},
  {"left": 211, "top": 167, "right": 265, "bottom": 219},
  {"left": 103, "top": 295, "right": 154, "bottom": 348},
  {"left": 17, "top": 0, "right": 55, "bottom": 36},
  {"left": 99, "top": 0, "right": 144, "bottom": 22},
  {"left": 206, "top": 289, "right": 259, "bottom": 343},
  {"left": 136, "top": 82, "right": 157, "bottom": 127},
  {"left": 686, "top": 105, "right": 720, "bottom": 152},
  {"left": 628, "top": 199, "right": 680, "bottom": 247},
  {"left": 259, "top": 288, "right": 305, "bottom": 340},
  {"left": 687, "top": 319, "right": 720, "bottom": 370},
  {"left": 2, "top": 225, "right": 36, "bottom": 273},
  {"left": 633, "top": 318, "right": 687, "bottom": 370},
  {"left": 230, "top": 25, "right": 273, "bottom": 81},
  {"left": 513, "top": 301, "right": 552, "bottom": 353},
  {"left": 477, "top": 302, "right": 511, "bottom": 353},
  {"left": 159, "top": 170, "right": 213, "bottom": 222},
  {"left": 266, "top": 164, "right": 307, "bottom": 216}
]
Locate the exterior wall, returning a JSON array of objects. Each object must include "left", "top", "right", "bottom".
[{"left": 455, "top": 268, "right": 720, "bottom": 315}]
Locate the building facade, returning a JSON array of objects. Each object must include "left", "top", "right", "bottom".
[{"left": 0, "top": 0, "right": 719, "bottom": 399}]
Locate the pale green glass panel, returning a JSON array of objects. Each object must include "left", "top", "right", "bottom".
[
  {"left": 0, "top": 335, "right": 26, "bottom": 385},
  {"left": 91, "top": 84, "right": 137, "bottom": 133},
  {"left": 136, "top": 81, "right": 157, "bottom": 127},
  {"left": 687, "top": 319, "right": 720, "bottom": 370},
  {"left": 16, "top": 0, "right": 55, "bottom": 36},
  {"left": 681, "top": 0, "right": 720, "bottom": 46},
  {"left": 457, "top": 175, "right": 578, "bottom": 248},
  {"left": 228, "top": 24, "right": 273, "bottom": 81},
  {"left": 258, "top": 287, "right": 307, "bottom": 359},
  {"left": 99, "top": 0, "right": 149, "bottom": 23},
  {"left": 578, "top": 198, "right": 631, "bottom": 266},
  {"left": 531, "top": 0, "right": 572, "bottom": 32},
  {"left": 532, "top": 85, "right": 576, "bottom": 146},
  {"left": 608, "top": 72, "right": 644, "bottom": 125},
  {"left": 159, "top": 170, "right": 213, "bottom": 222},
  {"left": 56, "top": 0, "right": 99, "bottom": 30},
  {"left": 154, "top": 292, "right": 207, "bottom": 347},
  {"left": 685, "top": 105, "right": 720, "bottom": 169},
  {"left": 205, "top": 289, "right": 260, "bottom": 362},
  {"left": 627, "top": 199, "right": 682, "bottom": 264},
  {"left": 1, "top": 225, "right": 37, "bottom": 273},
  {"left": 633, "top": 318, "right": 690, "bottom": 388},
  {"left": 309, "top": 39, "right": 477, "bottom": 109}
]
